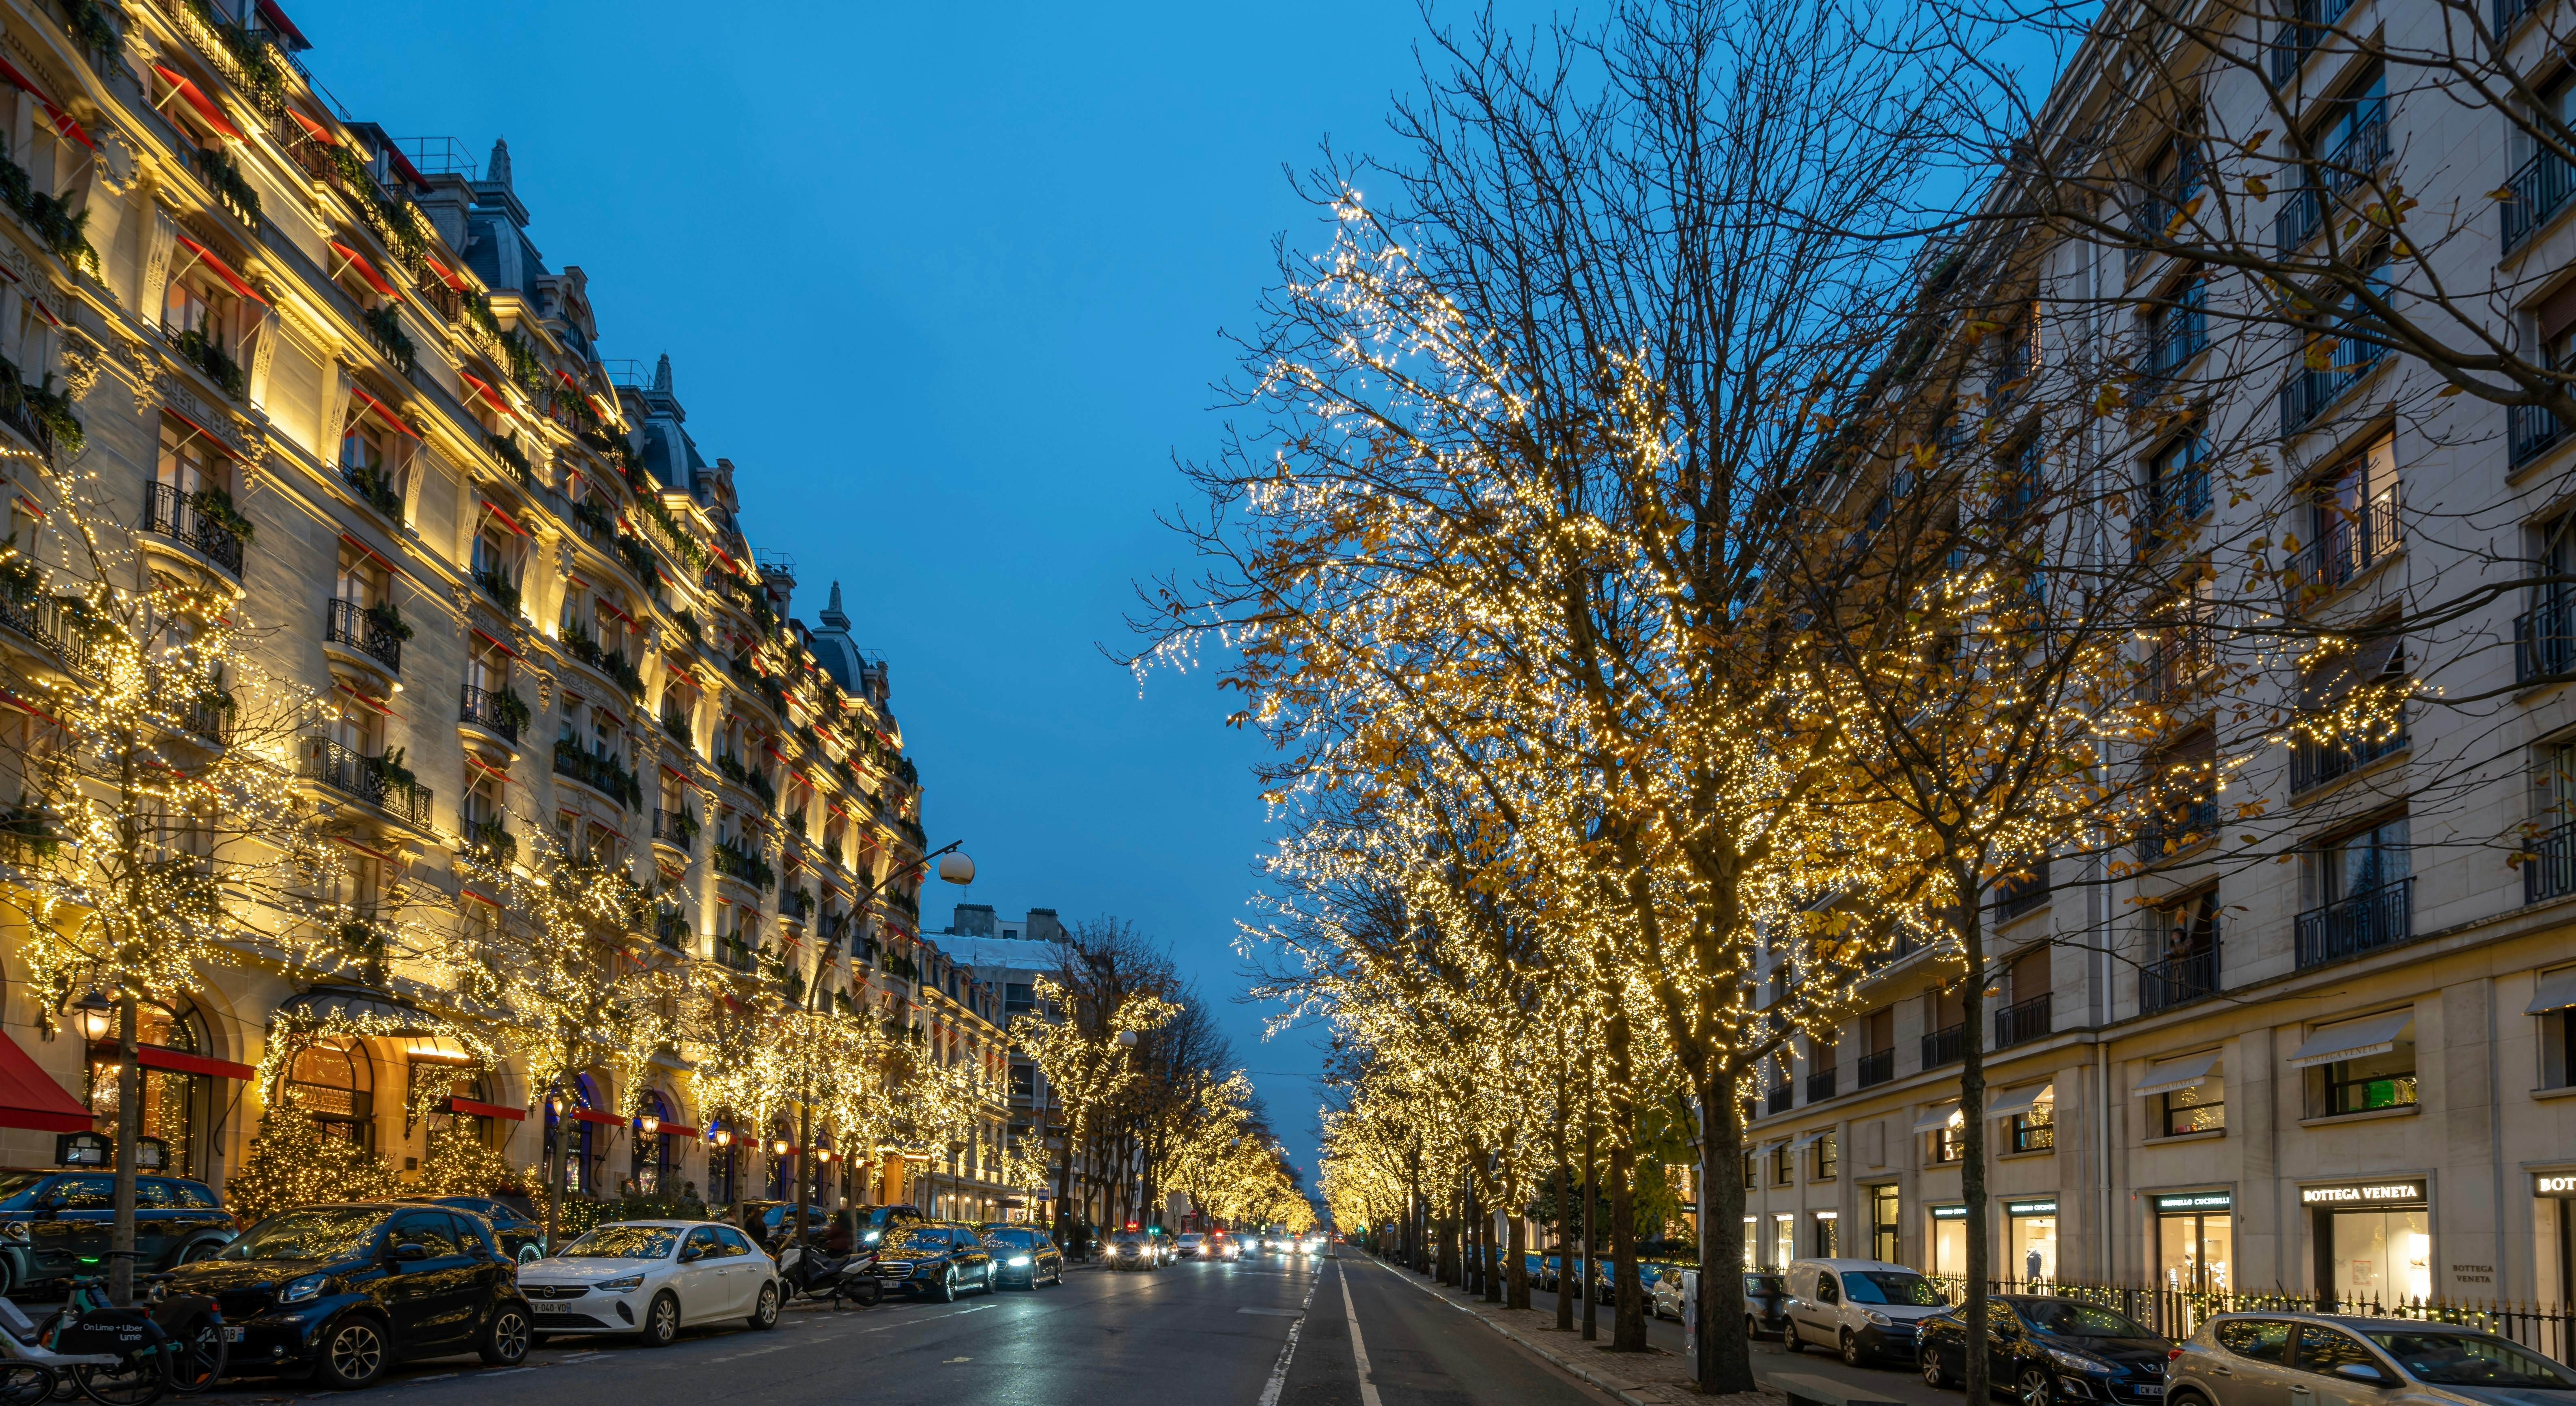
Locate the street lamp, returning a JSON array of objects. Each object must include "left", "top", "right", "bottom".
[
  {"left": 639, "top": 1114, "right": 660, "bottom": 1137},
  {"left": 71, "top": 991, "right": 111, "bottom": 1043},
  {"left": 711, "top": 1127, "right": 732, "bottom": 1148}
]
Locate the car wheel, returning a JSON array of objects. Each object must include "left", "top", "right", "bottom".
[
  {"left": 174, "top": 1240, "right": 220, "bottom": 1266},
  {"left": 517, "top": 1244, "right": 542, "bottom": 1266},
  {"left": 479, "top": 1306, "right": 531, "bottom": 1367},
  {"left": 1785, "top": 1324, "right": 1805, "bottom": 1354},
  {"left": 1841, "top": 1330, "right": 1865, "bottom": 1367},
  {"left": 934, "top": 1268, "right": 957, "bottom": 1303},
  {"left": 1923, "top": 1348, "right": 1957, "bottom": 1389},
  {"left": 747, "top": 1282, "right": 780, "bottom": 1331},
  {"left": 2018, "top": 1367, "right": 2055, "bottom": 1406},
  {"left": 637, "top": 1293, "right": 678, "bottom": 1348},
  {"left": 316, "top": 1317, "right": 389, "bottom": 1390}
]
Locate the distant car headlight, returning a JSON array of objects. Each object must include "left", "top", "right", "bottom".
[
  {"left": 1009, "top": 1255, "right": 1031, "bottom": 1267},
  {"left": 1863, "top": 1310, "right": 1892, "bottom": 1326},
  {"left": 2049, "top": 1348, "right": 2115, "bottom": 1375},
  {"left": 598, "top": 1274, "right": 646, "bottom": 1292},
  {"left": 278, "top": 1274, "right": 328, "bottom": 1305}
]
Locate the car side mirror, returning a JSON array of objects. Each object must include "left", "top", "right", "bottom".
[
  {"left": 678, "top": 1246, "right": 703, "bottom": 1263},
  {"left": 391, "top": 1243, "right": 429, "bottom": 1262},
  {"left": 2333, "top": 1364, "right": 2391, "bottom": 1386}
]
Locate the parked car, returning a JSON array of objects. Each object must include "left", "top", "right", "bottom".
[
  {"left": 732, "top": 1202, "right": 833, "bottom": 1250},
  {"left": 1106, "top": 1229, "right": 1158, "bottom": 1272},
  {"left": 874, "top": 1221, "right": 995, "bottom": 1300},
  {"left": 1918, "top": 1295, "right": 2171, "bottom": 1403},
  {"left": 0, "top": 1170, "right": 238, "bottom": 1298},
  {"left": 976, "top": 1225, "right": 1064, "bottom": 1288},
  {"left": 2170, "top": 1312, "right": 2576, "bottom": 1406},
  {"left": 388, "top": 1195, "right": 544, "bottom": 1263},
  {"left": 1177, "top": 1232, "right": 1208, "bottom": 1260},
  {"left": 1648, "top": 1270, "right": 1790, "bottom": 1336},
  {"left": 852, "top": 1204, "right": 924, "bottom": 1247},
  {"left": 166, "top": 1202, "right": 532, "bottom": 1388},
  {"left": 514, "top": 1221, "right": 782, "bottom": 1346},
  {"left": 1783, "top": 1258, "right": 1951, "bottom": 1365}
]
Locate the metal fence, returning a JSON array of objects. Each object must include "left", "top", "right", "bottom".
[{"left": 1927, "top": 1275, "right": 2576, "bottom": 1364}]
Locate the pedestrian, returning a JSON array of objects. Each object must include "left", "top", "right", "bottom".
[{"left": 679, "top": 1180, "right": 706, "bottom": 1221}]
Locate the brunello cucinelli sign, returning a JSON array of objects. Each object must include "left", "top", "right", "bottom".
[
  {"left": 2537, "top": 1172, "right": 2576, "bottom": 1196},
  {"left": 2300, "top": 1179, "right": 2428, "bottom": 1206}
]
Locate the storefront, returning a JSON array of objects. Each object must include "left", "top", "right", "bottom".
[
  {"left": 2302, "top": 1177, "right": 2430, "bottom": 1305},
  {"left": 1869, "top": 1184, "right": 1900, "bottom": 1264},
  {"left": 2153, "top": 1190, "right": 2233, "bottom": 1293},
  {"left": 1930, "top": 1203, "right": 1967, "bottom": 1278},
  {"left": 1772, "top": 1212, "right": 1795, "bottom": 1269},
  {"left": 2535, "top": 1172, "right": 2576, "bottom": 1307},
  {"left": 1812, "top": 1208, "right": 1839, "bottom": 1258},
  {"left": 2005, "top": 1198, "right": 2057, "bottom": 1283}
]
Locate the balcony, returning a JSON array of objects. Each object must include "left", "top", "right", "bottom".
[
  {"left": 142, "top": 484, "right": 244, "bottom": 576},
  {"left": 1805, "top": 1067, "right": 1838, "bottom": 1103},
  {"left": 2268, "top": 0, "right": 2359, "bottom": 83},
  {"left": 2290, "top": 715, "right": 2407, "bottom": 793},
  {"left": 164, "top": 325, "right": 245, "bottom": 402},
  {"left": 2526, "top": 819, "right": 2576, "bottom": 904},
  {"left": 2294, "top": 875, "right": 2415, "bottom": 969},
  {"left": 2139, "top": 467, "right": 2211, "bottom": 556},
  {"left": 456, "top": 814, "right": 515, "bottom": 867},
  {"left": 1994, "top": 993, "right": 2051, "bottom": 1048},
  {"left": 457, "top": 684, "right": 525, "bottom": 745},
  {"left": 1992, "top": 870, "right": 2050, "bottom": 922},
  {"left": 717, "top": 938, "right": 758, "bottom": 973},
  {"left": 2136, "top": 312, "right": 2207, "bottom": 396},
  {"left": 2137, "top": 795, "right": 2218, "bottom": 863},
  {"left": 653, "top": 907, "right": 688, "bottom": 951},
  {"left": 2517, "top": 596, "right": 2576, "bottom": 684},
  {"left": 323, "top": 598, "right": 402, "bottom": 674},
  {"left": 2503, "top": 148, "right": 2576, "bottom": 252},
  {"left": 711, "top": 839, "right": 776, "bottom": 891},
  {"left": 2272, "top": 103, "right": 2390, "bottom": 254},
  {"left": 1765, "top": 1081, "right": 1794, "bottom": 1116},
  {"left": 651, "top": 807, "right": 696, "bottom": 853},
  {"left": 2141, "top": 938, "right": 2221, "bottom": 1014},
  {"left": 2134, "top": 621, "right": 2212, "bottom": 706},
  {"left": 2511, "top": 401, "right": 2569, "bottom": 470},
  {"left": 301, "top": 738, "right": 431, "bottom": 825},
  {"left": 551, "top": 741, "right": 641, "bottom": 810},
  {"left": 2280, "top": 335, "right": 2389, "bottom": 436},
  {"left": 472, "top": 566, "right": 521, "bottom": 616},
  {"left": 340, "top": 461, "right": 403, "bottom": 519},
  {"left": 187, "top": 145, "right": 259, "bottom": 226},
  {"left": 0, "top": 592, "right": 93, "bottom": 674},
  {"left": 1921, "top": 1023, "right": 1964, "bottom": 1070},
  {"left": 2281, "top": 491, "right": 2401, "bottom": 612}
]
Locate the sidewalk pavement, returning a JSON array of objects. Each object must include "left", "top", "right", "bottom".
[{"left": 1359, "top": 1256, "right": 1773, "bottom": 1406}]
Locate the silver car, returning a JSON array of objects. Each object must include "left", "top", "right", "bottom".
[{"left": 2171, "top": 1312, "right": 2576, "bottom": 1406}]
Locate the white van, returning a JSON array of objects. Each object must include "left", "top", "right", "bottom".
[{"left": 1782, "top": 1258, "right": 1953, "bottom": 1365}]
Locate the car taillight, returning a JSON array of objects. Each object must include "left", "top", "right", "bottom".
[{"left": 2167, "top": 1350, "right": 2184, "bottom": 1362}]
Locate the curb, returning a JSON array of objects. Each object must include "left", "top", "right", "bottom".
[{"left": 1358, "top": 1257, "right": 1682, "bottom": 1406}]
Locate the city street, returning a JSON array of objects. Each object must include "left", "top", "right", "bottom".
[{"left": 174, "top": 1253, "right": 1624, "bottom": 1406}]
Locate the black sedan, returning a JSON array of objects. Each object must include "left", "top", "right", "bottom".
[
  {"left": 0, "top": 1169, "right": 239, "bottom": 1297},
  {"left": 1917, "top": 1296, "right": 2172, "bottom": 1406},
  {"left": 872, "top": 1222, "right": 995, "bottom": 1301},
  {"left": 1105, "top": 1229, "right": 1158, "bottom": 1271},
  {"left": 389, "top": 1195, "right": 545, "bottom": 1262},
  {"left": 168, "top": 1203, "right": 532, "bottom": 1388},
  {"left": 977, "top": 1225, "right": 1064, "bottom": 1288}
]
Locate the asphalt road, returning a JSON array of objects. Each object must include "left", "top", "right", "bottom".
[{"left": 179, "top": 1252, "right": 1628, "bottom": 1406}]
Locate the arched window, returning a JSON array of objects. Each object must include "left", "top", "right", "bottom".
[
  {"left": 631, "top": 1089, "right": 674, "bottom": 1195},
  {"left": 543, "top": 1073, "right": 600, "bottom": 1196},
  {"left": 285, "top": 1036, "right": 373, "bottom": 1150},
  {"left": 85, "top": 998, "right": 215, "bottom": 1177}
]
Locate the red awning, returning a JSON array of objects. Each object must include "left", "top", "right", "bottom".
[
  {"left": 172, "top": 236, "right": 265, "bottom": 305},
  {"left": 288, "top": 107, "right": 336, "bottom": 145},
  {"left": 569, "top": 1108, "right": 623, "bottom": 1127},
  {"left": 423, "top": 254, "right": 467, "bottom": 292},
  {"left": 328, "top": 241, "right": 396, "bottom": 298},
  {"left": 164, "top": 406, "right": 241, "bottom": 458},
  {"left": 652, "top": 1123, "right": 700, "bottom": 1139},
  {"left": 256, "top": 0, "right": 310, "bottom": 49},
  {"left": 151, "top": 64, "right": 242, "bottom": 142},
  {"left": 0, "top": 1029, "right": 93, "bottom": 1133},
  {"left": 457, "top": 370, "right": 509, "bottom": 415},
  {"left": 480, "top": 500, "right": 530, "bottom": 538},
  {"left": 90, "top": 1043, "right": 254, "bottom": 1081},
  {"left": 449, "top": 1096, "right": 526, "bottom": 1122},
  {"left": 346, "top": 386, "right": 418, "bottom": 439},
  {"left": 0, "top": 57, "right": 93, "bottom": 150},
  {"left": 470, "top": 626, "right": 517, "bottom": 658}
]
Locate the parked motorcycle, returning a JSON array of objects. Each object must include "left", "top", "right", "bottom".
[{"left": 775, "top": 1239, "right": 882, "bottom": 1309}]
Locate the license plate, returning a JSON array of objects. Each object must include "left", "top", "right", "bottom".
[
  {"left": 532, "top": 1304, "right": 574, "bottom": 1316},
  {"left": 220, "top": 1327, "right": 243, "bottom": 1344},
  {"left": 2134, "top": 1389, "right": 2164, "bottom": 1397}
]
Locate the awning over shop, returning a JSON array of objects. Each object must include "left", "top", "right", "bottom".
[
  {"left": 2285, "top": 1011, "right": 2413, "bottom": 1069},
  {"left": 1786, "top": 1129, "right": 1826, "bottom": 1151},
  {"left": 1910, "top": 1103, "right": 1961, "bottom": 1133},
  {"left": 447, "top": 1097, "right": 525, "bottom": 1122},
  {"left": 0, "top": 1029, "right": 94, "bottom": 1133},
  {"left": 568, "top": 1109, "right": 623, "bottom": 1127},
  {"left": 2528, "top": 969, "right": 2576, "bottom": 1016},
  {"left": 150, "top": 64, "right": 242, "bottom": 142},
  {"left": 1984, "top": 1084, "right": 2053, "bottom": 1120},
  {"left": 2132, "top": 1052, "right": 2222, "bottom": 1098},
  {"left": 90, "top": 1043, "right": 254, "bottom": 1081}
]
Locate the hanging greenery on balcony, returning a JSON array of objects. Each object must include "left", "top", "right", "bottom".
[
  {"left": 172, "top": 327, "right": 246, "bottom": 400},
  {"left": 340, "top": 460, "right": 402, "bottom": 517},
  {"left": 361, "top": 304, "right": 416, "bottom": 375},
  {"left": 364, "top": 598, "right": 413, "bottom": 643},
  {"left": 0, "top": 154, "right": 97, "bottom": 274},
  {"left": 189, "top": 485, "right": 255, "bottom": 542}
]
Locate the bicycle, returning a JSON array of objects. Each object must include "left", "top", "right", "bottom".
[{"left": 0, "top": 1267, "right": 164, "bottom": 1406}]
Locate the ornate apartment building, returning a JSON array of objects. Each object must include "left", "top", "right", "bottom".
[
  {"left": 0, "top": 0, "right": 1014, "bottom": 1216},
  {"left": 1738, "top": 0, "right": 2576, "bottom": 1316}
]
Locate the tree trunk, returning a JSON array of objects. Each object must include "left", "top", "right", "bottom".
[
  {"left": 1554, "top": 1160, "right": 1574, "bottom": 1331},
  {"left": 1610, "top": 1135, "right": 1644, "bottom": 1349},
  {"left": 108, "top": 994, "right": 140, "bottom": 1306},
  {"left": 1958, "top": 889, "right": 1994, "bottom": 1406},
  {"left": 1695, "top": 1075, "right": 1755, "bottom": 1391},
  {"left": 1581, "top": 1118, "right": 1598, "bottom": 1341},
  {"left": 1508, "top": 1194, "right": 1529, "bottom": 1310}
]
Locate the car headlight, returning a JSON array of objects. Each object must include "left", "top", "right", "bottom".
[
  {"left": 2047, "top": 1348, "right": 2114, "bottom": 1375},
  {"left": 1009, "top": 1255, "right": 1031, "bottom": 1267},
  {"left": 1863, "top": 1310, "right": 1892, "bottom": 1326},
  {"left": 278, "top": 1274, "right": 328, "bottom": 1305},
  {"left": 864, "top": 1231, "right": 881, "bottom": 1244},
  {"left": 598, "top": 1275, "right": 646, "bottom": 1292},
  {"left": 0, "top": 1222, "right": 24, "bottom": 1243}
]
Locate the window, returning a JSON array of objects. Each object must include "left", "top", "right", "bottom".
[
  {"left": 2011, "top": 1100, "right": 2055, "bottom": 1152},
  {"left": 285, "top": 1037, "right": 373, "bottom": 1148},
  {"left": 2305, "top": 1012, "right": 2419, "bottom": 1117},
  {"left": 2291, "top": 1325, "right": 2386, "bottom": 1377},
  {"left": 2313, "top": 815, "right": 2410, "bottom": 909},
  {"left": 2143, "top": 274, "right": 2208, "bottom": 381},
  {"left": 2162, "top": 1081, "right": 2225, "bottom": 1136},
  {"left": 1816, "top": 1131, "right": 1839, "bottom": 1180},
  {"left": 1932, "top": 1120, "right": 1963, "bottom": 1163},
  {"left": 2144, "top": 433, "right": 2210, "bottom": 536},
  {"left": 1770, "top": 1144, "right": 1793, "bottom": 1187},
  {"left": 2214, "top": 1319, "right": 2293, "bottom": 1363},
  {"left": 387, "top": 1211, "right": 461, "bottom": 1259}
]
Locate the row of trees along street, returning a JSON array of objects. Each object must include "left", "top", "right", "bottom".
[{"left": 1131, "top": 0, "right": 2576, "bottom": 1396}]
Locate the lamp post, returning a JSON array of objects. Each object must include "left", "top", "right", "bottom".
[{"left": 70, "top": 989, "right": 145, "bottom": 1305}]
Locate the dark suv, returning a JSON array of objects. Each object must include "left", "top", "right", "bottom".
[
  {"left": 167, "top": 1202, "right": 532, "bottom": 1388},
  {"left": 0, "top": 1169, "right": 237, "bottom": 1296}
]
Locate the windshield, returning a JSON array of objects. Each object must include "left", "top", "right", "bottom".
[
  {"left": 2017, "top": 1302, "right": 2156, "bottom": 1339},
  {"left": 984, "top": 1229, "right": 1034, "bottom": 1248},
  {"left": 0, "top": 1172, "right": 47, "bottom": 1205},
  {"left": 1746, "top": 1274, "right": 1786, "bottom": 1294},
  {"left": 2364, "top": 1332, "right": 2576, "bottom": 1389},
  {"left": 1112, "top": 1233, "right": 1146, "bottom": 1246},
  {"left": 220, "top": 1208, "right": 383, "bottom": 1262},
  {"left": 880, "top": 1228, "right": 950, "bottom": 1253},
  {"left": 1842, "top": 1271, "right": 1944, "bottom": 1306},
  {"left": 560, "top": 1225, "right": 678, "bottom": 1259}
]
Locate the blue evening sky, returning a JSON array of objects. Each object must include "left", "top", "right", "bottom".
[{"left": 294, "top": 0, "right": 1549, "bottom": 1191}]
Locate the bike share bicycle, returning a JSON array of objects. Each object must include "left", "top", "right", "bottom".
[{"left": 0, "top": 1250, "right": 228, "bottom": 1406}]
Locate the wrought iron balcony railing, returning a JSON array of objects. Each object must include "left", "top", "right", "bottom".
[
  {"left": 1994, "top": 993, "right": 2052, "bottom": 1049},
  {"left": 1856, "top": 1049, "right": 1896, "bottom": 1088},
  {"left": 2294, "top": 875, "right": 2414, "bottom": 969},
  {"left": 2141, "top": 938, "right": 2221, "bottom": 1014},
  {"left": 1921, "top": 1022, "right": 1965, "bottom": 1070},
  {"left": 458, "top": 684, "right": 522, "bottom": 743},
  {"left": 142, "top": 483, "right": 244, "bottom": 576},
  {"left": 2281, "top": 491, "right": 2401, "bottom": 612},
  {"left": 2290, "top": 714, "right": 2407, "bottom": 793},
  {"left": 300, "top": 737, "right": 431, "bottom": 824},
  {"left": 2525, "top": 820, "right": 2576, "bottom": 905},
  {"left": 1805, "top": 1067, "right": 1838, "bottom": 1103},
  {"left": 324, "top": 598, "right": 402, "bottom": 673}
]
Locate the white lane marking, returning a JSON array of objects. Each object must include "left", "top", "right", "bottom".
[
  {"left": 1339, "top": 1260, "right": 1384, "bottom": 1406},
  {"left": 1256, "top": 1270, "right": 1322, "bottom": 1406}
]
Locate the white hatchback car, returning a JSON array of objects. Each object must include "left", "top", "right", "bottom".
[{"left": 516, "top": 1220, "right": 782, "bottom": 1347}]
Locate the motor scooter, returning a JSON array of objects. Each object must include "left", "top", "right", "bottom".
[{"left": 776, "top": 1238, "right": 882, "bottom": 1308}]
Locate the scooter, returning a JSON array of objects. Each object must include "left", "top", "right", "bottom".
[{"left": 776, "top": 1239, "right": 883, "bottom": 1309}]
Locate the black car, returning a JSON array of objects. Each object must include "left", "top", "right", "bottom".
[
  {"left": 1105, "top": 1229, "right": 1159, "bottom": 1272},
  {"left": 388, "top": 1196, "right": 545, "bottom": 1263},
  {"left": 1917, "top": 1295, "right": 2173, "bottom": 1406},
  {"left": 872, "top": 1222, "right": 994, "bottom": 1301},
  {"left": 0, "top": 1169, "right": 238, "bottom": 1297},
  {"left": 168, "top": 1202, "right": 533, "bottom": 1388},
  {"left": 977, "top": 1225, "right": 1064, "bottom": 1289},
  {"left": 852, "top": 1204, "right": 924, "bottom": 1249}
]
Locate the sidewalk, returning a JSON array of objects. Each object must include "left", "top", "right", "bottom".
[{"left": 1357, "top": 1256, "right": 1771, "bottom": 1406}]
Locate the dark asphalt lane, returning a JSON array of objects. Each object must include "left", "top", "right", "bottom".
[{"left": 1276, "top": 1257, "right": 1612, "bottom": 1406}]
